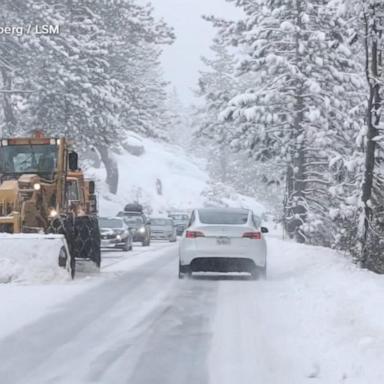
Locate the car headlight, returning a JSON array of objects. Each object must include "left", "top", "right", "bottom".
[
  {"left": 116, "top": 235, "right": 122, "bottom": 241},
  {"left": 49, "top": 209, "right": 58, "bottom": 218},
  {"left": 33, "top": 183, "right": 41, "bottom": 191},
  {"left": 138, "top": 227, "right": 146, "bottom": 234}
]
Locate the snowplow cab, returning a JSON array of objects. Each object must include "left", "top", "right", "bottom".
[
  {"left": 0, "top": 133, "right": 97, "bottom": 232},
  {"left": 0, "top": 135, "right": 63, "bottom": 233},
  {"left": 0, "top": 132, "right": 100, "bottom": 278}
]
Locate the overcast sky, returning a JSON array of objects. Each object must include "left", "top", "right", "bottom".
[{"left": 148, "top": 0, "right": 241, "bottom": 105}]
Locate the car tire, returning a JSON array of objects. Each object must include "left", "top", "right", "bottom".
[
  {"left": 122, "top": 241, "right": 130, "bottom": 252},
  {"left": 250, "top": 270, "right": 258, "bottom": 280},
  {"left": 142, "top": 237, "right": 150, "bottom": 247},
  {"left": 250, "top": 266, "right": 267, "bottom": 280},
  {"left": 260, "top": 266, "right": 267, "bottom": 280},
  {"left": 178, "top": 268, "right": 185, "bottom": 279},
  {"left": 178, "top": 263, "right": 191, "bottom": 279}
]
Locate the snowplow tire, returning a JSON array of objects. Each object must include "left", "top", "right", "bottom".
[{"left": 73, "top": 216, "right": 101, "bottom": 268}]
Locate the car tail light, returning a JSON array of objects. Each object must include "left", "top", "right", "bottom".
[
  {"left": 185, "top": 230, "right": 205, "bottom": 238},
  {"left": 242, "top": 232, "right": 261, "bottom": 240}
]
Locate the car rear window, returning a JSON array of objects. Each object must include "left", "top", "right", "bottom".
[
  {"left": 151, "top": 218, "right": 172, "bottom": 226},
  {"left": 198, "top": 210, "right": 249, "bottom": 225},
  {"left": 123, "top": 216, "right": 144, "bottom": 225},
  {"left": 99, "top": 218, "right": 123, "bottom": 229},
  {"left": 169, "top": 214, "right": 189, "bottom": 221}
]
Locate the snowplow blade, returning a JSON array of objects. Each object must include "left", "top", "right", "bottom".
[{"left": 0, "top": 234, "right": 72, "bottom": 283}]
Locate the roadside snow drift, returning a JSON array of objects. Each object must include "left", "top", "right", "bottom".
[
  {"left": 0, "top": 234, "right": 70, "bottom": 283},
  {"left": 210, "top": 235, "right": 384, "bottom": 384}
]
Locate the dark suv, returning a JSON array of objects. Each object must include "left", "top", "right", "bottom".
[{"left": 117, "top": 204, "right": 151, "bottom": 246}]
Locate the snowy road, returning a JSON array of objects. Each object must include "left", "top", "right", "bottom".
[{"left": 1, "top": 237, "right": 384, "bottom": 384}]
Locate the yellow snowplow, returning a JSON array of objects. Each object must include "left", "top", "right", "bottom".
[{"left": 0, "top": 132, "right": 100, "bottom": 281}]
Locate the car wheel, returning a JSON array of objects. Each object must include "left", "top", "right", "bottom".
[
  {"left": 250, "top": 266, "right": 266, "bottom": 280},
  {"left": 178, "top": 267, "right": 185, "bottom": 279},
  {"left": 122, "top": 241, "right": 130, "bottom": 252},
  {"left": 178, "top": 263, "right": 190, "bottom": 279},
  {"left": 142, "top": 236, "right": 150, "bottom": 247},
  {"left": 260, "top": 266, "right": 267, "bottom": 280},
  {"left": 250, "top": 268, "right": 259, "bottom": 280}
]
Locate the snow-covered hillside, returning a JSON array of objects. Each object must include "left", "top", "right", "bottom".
[{"left": 86, "top": 134, "right": 265, "bottom": 217}]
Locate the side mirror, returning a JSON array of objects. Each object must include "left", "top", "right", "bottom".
[
  {"left": 68, "top": 151, "right": 78, "bottom": 171},
  {"left": 261, "top": 227, "right": 269, "bottom": 234},
  {"left": 88, "top": 180, "right": 95, "bottom": 195}
]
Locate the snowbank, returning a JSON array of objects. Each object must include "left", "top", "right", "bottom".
[
  {"left": 0, "top": 242, "right": 174, "bottom": 340},
  {"left": 0, "top": 234, "right": 70, "bottom": 284},
  {"left": 210, "top": 235, "right": 384, "bottom": 384}
]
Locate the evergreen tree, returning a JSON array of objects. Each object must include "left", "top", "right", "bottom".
[
  {"left": 0, "top": 0, "right": 175, "bottom": 194},
  {"left": 206, "top": 0, "right": 365, "bottom": 244}
]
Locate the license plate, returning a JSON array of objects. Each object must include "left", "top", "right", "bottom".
[{"left": 217, "top": 237, "right": 231, "bottom": 245}]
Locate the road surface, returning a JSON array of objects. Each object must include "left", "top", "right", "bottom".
[
  {"left": 1, "top": 237, "right": 384, "bottom": 384},
  {"left": 0, "top": 242, "right": 220, "bottom": 384}
]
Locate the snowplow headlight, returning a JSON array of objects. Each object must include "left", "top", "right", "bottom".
[
  {"left": 33, "top": 183, "right": 41, "bottom": 191},
  {"left": 49, "top": 209, "right": 58, "bottom": 218},
  {"left": 1, "top": 139, "right": 8, "bottom": 146}
]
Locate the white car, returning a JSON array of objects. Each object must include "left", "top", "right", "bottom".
[{"left": 178, "top": 208, "right": 268, "bottom": 279}]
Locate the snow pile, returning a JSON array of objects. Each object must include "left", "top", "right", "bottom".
[
  {"left": 87, "top": 134, "right": 266, "bottom": 217},
  {"left": 0, "top": 234, "right": 70, "bottom": 283},
  {"left": 122, "top": 132, "right": 145, "bottom": 156}
]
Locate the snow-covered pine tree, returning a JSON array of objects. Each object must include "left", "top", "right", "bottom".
[
  {"left": 207, "top": 0, "right": 365, "bottom": 245},
  {"left": 25, "top": 0, "right": 124, "bottom": 193},
  {"left": 165, "top": 88, "right": 192, "bottom": 148},
  {"left": 1, "top": 0, "right": 174, "bottom": 194},
  {"left": 344, "top": 1, "right": 384, "bottom": 272},
  {"left": 195, "top": 39, "right": 238, "bottom": 184},
  {"left": 99, "top": 0, "right": 174, "bottom": 141},
  {"left": 194, "top": 37, "right": 284, "bottom": 209},
  {"left": 0, "top": 0, "right": 39, "bottom": 136}
]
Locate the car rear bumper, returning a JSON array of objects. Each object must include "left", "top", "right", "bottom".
[
  {"left": 101, "top": 239, "right": 127, "bottom": 248},
  {"left": 186, "top": 257, "right": 259, "bottom": 273},
  {"left": 179, "top": 243, "right": 266, "bottom": 268},
  {"left": 132, "top": 233, "right": 146, "bottom": 242},
  {"left": 151, "top": 232, "right": 174, "bottom": 240}
]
